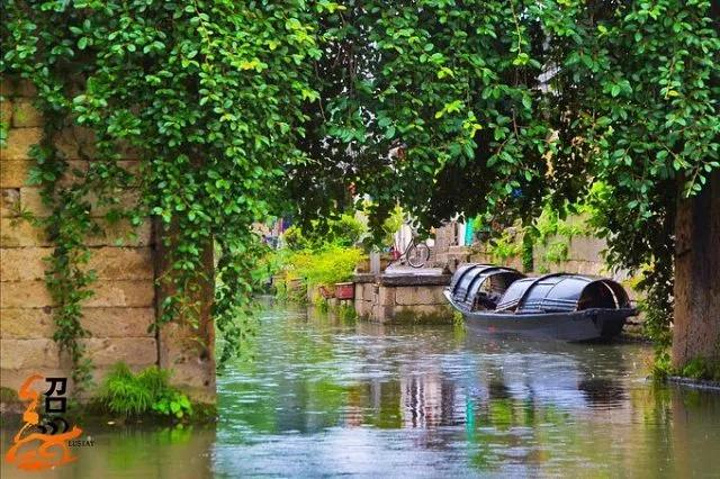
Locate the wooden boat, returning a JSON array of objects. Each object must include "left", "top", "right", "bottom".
[{"left": 444, "top": 264, "right": 636, "bottom": 341}]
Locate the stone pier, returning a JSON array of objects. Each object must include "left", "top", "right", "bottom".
[
  {"left": 0, "top": 77, "right": 215, "bottom": 406},
  {"left": 672, "top": 170, "right": 720, "bottom": 369},
  {"left": 354, "top": 268, "right": 453, "bottom": 323}
]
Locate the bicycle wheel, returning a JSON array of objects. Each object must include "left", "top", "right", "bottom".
[{"left": 406, "top": 242, "right": 430, "bottom": 268}]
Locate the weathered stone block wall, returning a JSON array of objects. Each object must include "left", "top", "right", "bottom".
[
  {"left": 432, "top": 220, "right": 456, "bottom": 259},
  {"left": 354, "top": 277, "right": 376, "bottom": 319},
  {"left": 434, "top": 217, "right": 631, "bottom": 280},
  {"left": 0, "top": 77, "right": 214, "bottom": 403},
  {"left": 532, "top": 235, "right": 621, "bottom": 278},
  {"left": 672, "top": 171, "right": 720, "bottom": 368},
  {"left": 0, "top": 79, "right": 156, "bottom": 395},
  {"left": 354, "top": 273, "right": 452, "bottom": 323},
  {"left": 468, "top": 236, "right": 622, "bottom": 277}
]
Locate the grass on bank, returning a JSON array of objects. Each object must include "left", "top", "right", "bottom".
[{"left": 94, "top": 363, "right": 193, "bottom": 420}]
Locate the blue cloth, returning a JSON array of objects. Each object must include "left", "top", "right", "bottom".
[{"left": 464, "top": 221, "right": 474, "bottom": 245}]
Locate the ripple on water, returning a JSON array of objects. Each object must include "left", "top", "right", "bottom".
[
  {"left": 3, "top": 303, "right": 716, "bottom": 479},
  {"left": 210, "top": 304, "right": 720, "bottom": 477}
]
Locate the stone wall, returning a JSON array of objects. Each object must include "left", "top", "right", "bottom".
[
  {"left": 434, "top": 222, "right": 636, "bottom": 293},
  {"left": 672, "top": 171, "right": 720, "bottom": 368},
  {"left": 469, "top": 236, "right": 626, "bottom": 279},
  {"left": 354, "top": 272, "right": 452, "bottom": 323},
  {"left": 0, "top": 78, "right": 214, "bottom": 403}
]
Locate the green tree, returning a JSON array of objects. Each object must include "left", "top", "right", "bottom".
[
  {"left": 2, "top": 0, "right": 718, "bottom": 373},
  {"left": 300, "top": 0, "right": 718, "bottom": 359}
]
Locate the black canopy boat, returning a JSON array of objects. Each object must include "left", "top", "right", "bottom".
[{"left": 444, "top": 263, "right": 636, "bottom": 341}]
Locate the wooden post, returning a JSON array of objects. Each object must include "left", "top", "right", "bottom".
[{"left": 672, "top": 171, "right": 720, "bottom": 368}]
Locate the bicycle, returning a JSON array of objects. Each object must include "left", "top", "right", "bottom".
[{"left": 391, "top": 232, "right": 431, "bottom": 268}]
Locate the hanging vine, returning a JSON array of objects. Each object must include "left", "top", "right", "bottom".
[
  {"left": 16, "top": 88, "right": 141, "bottom": 388},
  {"left": 2, "top": 0, "right": 718, "bottom": 378},
  {"left": 1, "top": 0, "right": 327, "bottom": 378}
]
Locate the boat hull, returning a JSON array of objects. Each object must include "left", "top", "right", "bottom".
[{"left": 445, "top": 291, "right": 632, "bottom": 342}]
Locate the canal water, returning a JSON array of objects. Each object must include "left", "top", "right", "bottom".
[{"left": 2, "top": 301, "right": 719, "bottom": 478}]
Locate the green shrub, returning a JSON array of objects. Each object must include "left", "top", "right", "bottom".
[
  {"left": 96, "top": 363, "right": 193, "bottom": 419},
  {"left": 287, "top": 245, "right": 364, "bottom": 287},
  {"left": 651, "top": 349, "right": 673, "bottom": 380},
  {"left": 531, "top": 203, "right": 586, "bottom": 246},
  {"left": 544, "top": 240, "right": 570, "bottom": 264},
  {"left": 151, "top": 391, "right": 193, "bottom": 418},
  {"left": 281, "top": 225, "right": 308, "bottom": 250},
  {"left": 337, "top": 304, "right": 357, "bottom": 323},
  {"left": 269, "top": 243, "right": 364, "bottom": 304},
  {"left": 680, "top": 358, "right": 720, "bottom": 382},
  {"left": 487, "top": 229, "right": 523, "bottom": 262},
  {"left": 380, "top": 205, "right": 404, "bottom": 248},
  {"left": 0, "top": 386, "right": 19, "bottom": 404},
  {"left": 521, "top": 233, "right": 534, "bottom": 272}
]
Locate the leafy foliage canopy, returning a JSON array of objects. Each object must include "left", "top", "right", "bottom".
[{"left": 2, "top": 0, "right": 718, "bottom": 367}]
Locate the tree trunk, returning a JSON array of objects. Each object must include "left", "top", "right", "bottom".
[{"left": 672, "top": 170, "right": 720, "bottom": 368}]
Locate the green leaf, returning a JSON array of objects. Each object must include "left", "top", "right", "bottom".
[
  {"left": 512, "top": 53, "right": 529, "bottom": 66},
  {"left": 522, "top": 95, "right": 532, "bottom": 110}
]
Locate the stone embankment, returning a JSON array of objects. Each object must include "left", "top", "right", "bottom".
[{"left": 354, "top": 268, "right": 453, "bottom": 323}]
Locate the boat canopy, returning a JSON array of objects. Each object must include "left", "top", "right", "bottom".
[
  {"left": 447, "top": 264, "right": 526, "bottom": 311},
  {"left": 495, "top": 273, "right": 631, "bottom": 314},
  {"left": 447, "top": 263, "right": 632, "bottom": 314}
]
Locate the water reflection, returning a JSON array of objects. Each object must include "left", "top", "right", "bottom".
[
  {"left": 1, "top": 424, "right": 216, "bottom": 479},
  {"left": 214, "top": 301, "right": 720, "bottom": 477},
  {"left": 2, "top": 300, "right": 720, "bottom": 478}
]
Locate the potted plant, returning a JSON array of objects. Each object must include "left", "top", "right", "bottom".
[{"left": 334, "top": 282, "right": 354, "bottom": 300}]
